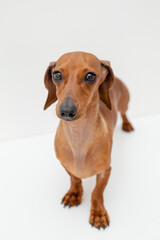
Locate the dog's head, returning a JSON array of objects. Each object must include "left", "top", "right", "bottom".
[{"left": 44, "top": 52, "right": 115, "bottom": 121}]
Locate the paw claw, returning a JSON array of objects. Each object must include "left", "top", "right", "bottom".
[
  {"left": 107, "top": 221, "right": 110, "bottom": 226},
  {"left": 102, "top": 225, "right": 106, "bottom": 229},
  {"left": 97, "top": 225, "right": 100, "bottom": 230},
  {"left": 90, "top": 222, "right": 94, "bottom": 227}
]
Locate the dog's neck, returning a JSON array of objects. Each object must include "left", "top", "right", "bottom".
[{"left": 62, "top": 93, "right": 99, "bottom": 143}]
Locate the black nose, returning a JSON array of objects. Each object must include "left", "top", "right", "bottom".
[{"left": 59, "top": 98, "right": 77, "bottom": 120}]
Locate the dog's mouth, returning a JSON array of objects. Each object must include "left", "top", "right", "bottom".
[{"left": 59, "top": 113, "right": 77, "bottom": 121}]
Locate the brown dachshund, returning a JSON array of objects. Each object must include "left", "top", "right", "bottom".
[{"left": 44, "top": 51, "right": 134, "bottom": 230}]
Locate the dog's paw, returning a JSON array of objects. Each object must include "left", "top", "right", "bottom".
[
  {"left": 61, "top": 190, "right": 83, "bottom": 208},
  {"left": 122, "top": 121, "right": 134, "bottom": 132},
  {"left": 89, "top": 208, "right": 110, "bottom": 230}
]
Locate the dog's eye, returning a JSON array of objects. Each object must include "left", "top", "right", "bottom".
[
  {"left": 52, "top": 71, "right": 63, "bottom": 82},
  {"left": 84, "top": 72, "right": 96, "bottom": 83}
]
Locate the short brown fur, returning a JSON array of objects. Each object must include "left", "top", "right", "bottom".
[{"left": 44, "top": 51, "right": 134, "bottom": 229}]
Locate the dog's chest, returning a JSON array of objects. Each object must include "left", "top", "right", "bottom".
[
  {"left": 65, "top": 124, "right": 90, "bottom": 173},
  {"left": 55, "top": 115, "right": 110, "bottom": 178}
]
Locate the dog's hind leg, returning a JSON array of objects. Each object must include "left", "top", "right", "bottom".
[
  {"left": 116, "top": 78, "right": 134, "bottom": 132},
  {"left": 121, "top": 112, "right": 134, "bottom": 132}
]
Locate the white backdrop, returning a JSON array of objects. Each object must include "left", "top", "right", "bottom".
[{"left": 0, "top": 0, "right": 160, "bottom": 141}]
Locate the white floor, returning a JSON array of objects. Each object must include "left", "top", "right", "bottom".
[{"left": 0, "top": 114, "right": 160, "bottom": 240}]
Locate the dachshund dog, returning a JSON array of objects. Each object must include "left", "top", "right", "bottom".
[{"left": 44, "top": 51, "right": 134, "bottom": 230}]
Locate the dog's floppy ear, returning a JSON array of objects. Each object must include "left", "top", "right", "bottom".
[
  {"left": 43, "top": 62, "right": 57, "bottom": 110},
  {"left": 99, "top": 60, "right": 115, "bottom": 110}
]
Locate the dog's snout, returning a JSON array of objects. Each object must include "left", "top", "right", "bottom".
[{"left": 59, "top": 98, "right": 77, "bottom": 120}]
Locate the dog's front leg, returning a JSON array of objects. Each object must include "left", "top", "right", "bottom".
[
  {"left": 89, "top": 166, "right": 111, "bottom": 229},
  {"left": 61, "top": 169, "right": 83, "bottom": 208}
]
